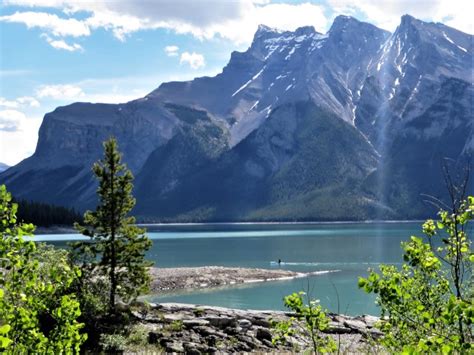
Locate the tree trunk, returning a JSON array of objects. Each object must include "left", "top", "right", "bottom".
[
  {"left": 109, "top": 156, "right": 117, "bottom": 314},
  {"left": 109, "top": 230, "right": 116, "bottom": 314}
]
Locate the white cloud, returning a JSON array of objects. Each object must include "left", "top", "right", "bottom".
[
  {"left": 164, "top": 45, "right": 179, "bottom": 57},
  {"left": 36, "top": 84, "right": 85, "bottom": 99},
  {"left": 180, "top": 52, "right": 205, "bottom": 69},
  {"left": 0, "top": 66, "right": 220, "bottom": 165},
  {"left": 328, "top": 0, "right": 473, "bottom": 34},
  {"left": 435, "top": 0, "right": 473, "bottom": 34},
  {"left": 0, "top": 98, "right": 19, "bottom": 109},
  {"left": 0, "top": 109, "right": 42, "bottom": 165},
  {"left": 2, "top": 0, "right": 472, "bottom": 47},
  {"left": 0, "top": 11, "right": 90, "bottom": 37},
  {"left": 84, "top": 8, "right": 147, "bottom": 42},
  {"left": 18, "top": 96, "right": 40, "bottom": 107},
  {"left": 3, "top": 0, "right": 72, "bottom": 6},
  {"left": 213, "top": 2, "right": 329, "bottom": 43},
  {"left": 0, "top": 110, "right": 24, "bottom": 132},
  {"left": 43, "top": 36, "right": 83, "bottom": 52},
  {"left": 1, "top": 1, "right": 331, "bottom": 45},
  {"left": 0, "top": 96, "right": 40, "bottom": 108}
]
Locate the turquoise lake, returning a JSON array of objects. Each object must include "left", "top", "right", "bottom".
[{"left": 38, "top": 222, "right": 426, "bottom": 316}]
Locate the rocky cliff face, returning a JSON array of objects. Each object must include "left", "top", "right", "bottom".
[
  {"left": 357, "top": 15, "right": 472, "bottom": 147},
  {"left": 1, "top": 15, "right": 472, "bottom": 220}
]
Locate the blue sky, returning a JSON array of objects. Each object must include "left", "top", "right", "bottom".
[{"left": 0, "top": 0, "right": 472, "bottom": 166}]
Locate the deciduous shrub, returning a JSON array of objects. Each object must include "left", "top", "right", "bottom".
[
  {"left": 0, "top": 185, "right": 86, "bottom": 353},
  {"left": 273, "top": 291, "right": 336, "bottom": 354},
  {"left": 359, "top": 196, "right": 474, "bottom": 353}
]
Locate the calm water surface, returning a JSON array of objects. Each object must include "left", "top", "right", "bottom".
[{"left": 39, "top": 222, "right": 424, "bottom": 316}]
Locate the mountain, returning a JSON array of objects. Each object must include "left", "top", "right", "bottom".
[
  {"left": 0, "top": 163, "right": 9, "bottom": 173},
  {"left": 1, "top": 15, "right": 472, "bottom": 221}
]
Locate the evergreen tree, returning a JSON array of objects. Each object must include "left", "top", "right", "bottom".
[
  {"left": 74, "top": 138, "right": 152, "bottom": 314},
  {"left": 14, "top": 199, "right": 83, "bottom": 227}
]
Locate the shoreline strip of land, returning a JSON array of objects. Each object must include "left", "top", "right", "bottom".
[{"left": 148, "top": 266, "right": 339, "bottom": 293}]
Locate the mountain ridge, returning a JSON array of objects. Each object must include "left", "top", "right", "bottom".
[
  {"left": 0, "top": 163, "right": 9, "bottom": 173},
  {"left": 1, "top": 14, "right": 472, "bottom": 221}
]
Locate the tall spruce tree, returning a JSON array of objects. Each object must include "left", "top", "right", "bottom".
[{"left": 74, "top": 138, "right": 152, "bottom": 313}]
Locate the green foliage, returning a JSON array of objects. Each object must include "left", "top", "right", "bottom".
[
  {"left": 126, "top": 324, "right": 149, "bottom": 346},
  {"left": 99, "top": 333, "right": 127, "bottom": 352},
  {"left": 193, "top": 307, "right": 205, "bottom": 317},
  {"left": 271, "top": 318, "right": 296, "bottom": 346},
  {"left": 98, "top": 324, "right": 156, "bottom": 352},
  {"left": 274, "top": 291, "right": 336, "bottom": 354},
  {"left": 168, "top": 320, "right": 184, "bottom": 332},
  {"left": 359, "top": 195, "right": 474, "bottom": 353},
  {"left": 0, "top": 184, "right": 86, "bottom": 353},
  {"left": 73, "top": 138, "right": 153, "bottom": 314}
]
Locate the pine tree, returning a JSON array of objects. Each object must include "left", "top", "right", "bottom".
[{"left": 74, "top": 138, "right": 152, "bottom": 314}]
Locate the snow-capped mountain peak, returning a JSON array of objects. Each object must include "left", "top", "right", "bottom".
[{"left": 1, "top": 14, "right": 472, "bottom": 221}]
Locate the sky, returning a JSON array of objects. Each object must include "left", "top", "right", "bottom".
[{"left": 0, "top": 0, "right": 472, "bottom": 166}]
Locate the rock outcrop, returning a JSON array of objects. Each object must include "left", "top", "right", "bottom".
[{"left": 128, "top": 302, "right": 383, "bottom": 353}]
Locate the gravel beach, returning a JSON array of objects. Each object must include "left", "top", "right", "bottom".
[{"left": 148, "top": 266, "right": 338, "bottom": 293}]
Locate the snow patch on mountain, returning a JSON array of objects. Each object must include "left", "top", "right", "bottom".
[
  {"left": 232, "top": 66, "right": 266, "bottom": 97},
  {"left": 285, "top": 47, "right": 297, "bottom": 60},
  {"left": 442, "top": 31, "right": 468, "bottom": 53}
]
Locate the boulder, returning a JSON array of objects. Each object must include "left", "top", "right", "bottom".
[
  {"left": 256, "top": 327, "right": 273, "bottom": 342},
  {"left": 164, "top": 314, "right": 186, "bottom": 322},
  {"left": 224, "top": 326, "right": 243, "bottom": 335},
  {"left": 237, "top": 334, "right": 257, "bottom": 349},
  {"left": 327, "top": 321, "right": 352, "bottom": 334},
  {"left": 195, "top": 326, "right": 216, "bottom": 336},
  {"left": 206, "top": 316, "right": 236, "bottom": 328},
  {"left": 343, "top": 319, "right": 368, "bottom": 332},
  {"left": 148, "top": 331, "right": 161, "bottom": 344},
  {"left": 252, "top": 318, "right": 270, "bottom": 327},
  {"left": 183, "top": 341, "right": 207, "bottom": 354},
  {"left": 237, "top": 319, "right": 252, "bottom": 329},
  {"left": 166, "top": 341, "right": 185, "bottom": 353},
  {"left": 183, "top": 319, "right": 210, "bottom": 327},
  {"left": 362, "top": 315, "right": 379, "bottom": 328}
]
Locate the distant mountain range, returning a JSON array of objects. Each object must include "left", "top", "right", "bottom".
[
  {"left": 0, "top": 163, "right": 9, "bottom": 173},
  {"left": 1, "top": 15, "right": 472, "bottom": 221}
]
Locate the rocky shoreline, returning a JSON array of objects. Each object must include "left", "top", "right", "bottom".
[
  {"left": 128, "top": 302, "right": 382, "bottom": 353},
  {"left": 124, "top": 267, "right": 382, "bottom": 353},
  {"left": 148, "top": 266, "right": 339, "bottom": 293}
]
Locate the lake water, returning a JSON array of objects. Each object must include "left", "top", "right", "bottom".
[{"left": 38, "top": 222, "right": 424, "bottom": 316}]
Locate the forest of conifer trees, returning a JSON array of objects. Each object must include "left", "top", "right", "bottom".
[{"left": 14, "top": 199, "right": 83, "bottom": 227}]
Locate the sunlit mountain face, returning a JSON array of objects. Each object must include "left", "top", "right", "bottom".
[{"left": 1, "top": 15, "right": 472, "bottom": 221}]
